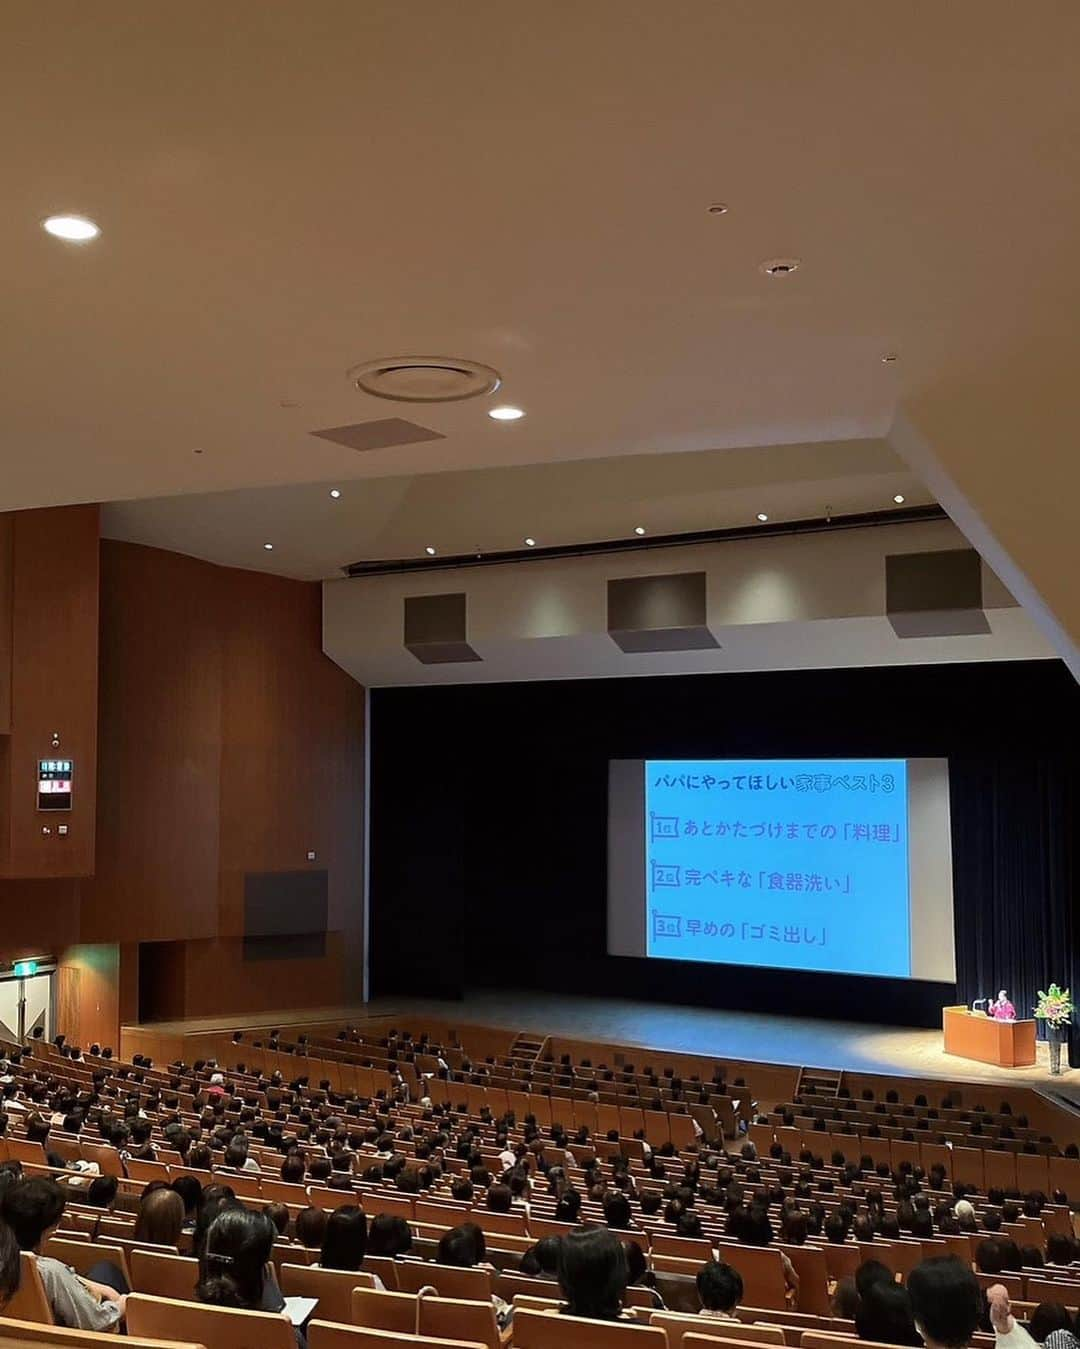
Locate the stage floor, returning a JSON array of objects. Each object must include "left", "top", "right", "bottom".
[{"left": 136, "top": 987, "right": 1075, "bottom": 1094}]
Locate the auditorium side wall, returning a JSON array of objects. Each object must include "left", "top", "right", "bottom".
[{"left": 0, "top": 509, "right": 366, "bottom": 1046}]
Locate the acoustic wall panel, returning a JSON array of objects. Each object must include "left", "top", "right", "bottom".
[
  {"left": 886, "top": 548, "right": 990, "bottom": 638},
  {"left": 404, "top": 592, "right": 481, "bottom": 664},
  {"left": 607, "top": 571, "right": 718, "bottom": 652}
]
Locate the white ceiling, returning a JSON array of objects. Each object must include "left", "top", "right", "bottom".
[
  {"left": 102, "top": 438, "right": 925, "bottom": 580},
  {"left": 5, "top": 3, "right": 1080, "bottom": 583}
]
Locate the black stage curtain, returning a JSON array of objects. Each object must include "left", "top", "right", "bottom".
[
  {"left": 370, "top": 660, "right": 1079, "bottom": 1040},
  {"left": 952, "top": 753, "right": 1080, "bottom": 1065}
]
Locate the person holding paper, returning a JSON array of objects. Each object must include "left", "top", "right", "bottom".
[{"left": 990, "top": 990, "right": 1017, "bottom": 1021}]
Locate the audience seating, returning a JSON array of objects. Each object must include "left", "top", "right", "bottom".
[
  {"left": 512, "top": 1308, "right": 667, "bottom": 1349},
  {"left": 278, "top": 1263, "right": 378, "bottom": 1322},
  {"left": 5, "top": 1254, "right": 56, "bottom": 1326},
  {"left": 0, "top": 1319, "right": 204, "bottom": 1349},
  {"left": 125, "top": 1293, "right": 296, "bottom": 1349},
  {"left": 309, "top": 1325, "right": 485, "bottom": 1349},
  {"left": 416, "top": 1295, "right": 503, "bottom": 1349}
]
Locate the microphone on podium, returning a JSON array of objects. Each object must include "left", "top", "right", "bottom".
[{"left": 971, "top": 997, "right": 989, "bottom": 1014}]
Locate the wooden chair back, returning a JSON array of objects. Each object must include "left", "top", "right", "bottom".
[
  {"left": 512, "top": 1308, "right": 667, "bottom": 1349},
  {"left": 129, "top": 1248, "right": 199, "bottom": 1300},
  {"left": 0, "top": 1316, "right": 205, "bottom": 1348},
  {"left": 279, "top": 1263, "right": 377, "bottom": 1323},
  {"left": 350, "top": 1287, "right": 419, "bottom": 1332},
  {"left": 801, "top": 1335, "right": 912, "bottom": 1349},
  {"left": 777, "top": 1243, "right": 829, "bottom": 1317},
  {"left": 720, "top": 1247, "right": 787, "bottom": 1312},
  {"left": 362, "top": 1255, "right": 400, "bottom": 1290},
  {"left": 126, "top": 1292, "right": 297, "bottom": 1349},
  {"left": 418, "top": 1295, "right": 502, "bottom": 1349},
  {"left": 5, "top": 1253, "right": 56, "bottom": 1325},
  {"left": 43, "top": 1237, "right": 131, "bottom": 1289},
  {"left": 395, "top": 1262, "right": 492, "bottom": 1300},
  {"left": 310, "top": 1324, "right": 484, "bottom": 1349},
  {"left": 651, "top": 1314, "right": 785, "bottom": 1348}
]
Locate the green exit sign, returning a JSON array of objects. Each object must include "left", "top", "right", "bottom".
[{"left": 13, "top": 960, "right": 38, "bottom": 978}]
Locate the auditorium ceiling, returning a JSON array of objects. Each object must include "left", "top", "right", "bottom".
[{"left": 4, "top": 3, "right": 1080, "bottom": 671}]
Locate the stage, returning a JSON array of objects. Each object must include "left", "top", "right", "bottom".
[{"left": 127, "top": 986, "right": 1075, "bottom": 1097}]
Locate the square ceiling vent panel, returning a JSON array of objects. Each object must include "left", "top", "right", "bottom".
[{"left": 309, "top": 418, "right": 445, "bottom": 453}]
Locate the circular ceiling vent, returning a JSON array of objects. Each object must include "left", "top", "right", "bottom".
[{"left": 348, "top": 356, "right": 502, "bottom": 403}]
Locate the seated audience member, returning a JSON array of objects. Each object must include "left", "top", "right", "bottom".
[
  {"left": 367, "top": 1213, "right": 414, "bottom": 1258},
  {"left": 86, "top": 1175, "right": 118, "bottom": 1210},
  {"left": 856, "top": 1281, "right": 922, "bottom": 1346},
  {"left": 603, "top": 1191, "right": 633, "bottom": 1230},
  {"left": 328, "top": 1154, "right": 355, "bottom": 1191},
  {"left": 222, "top": 1135, "right": 260, "bottom": 1174},
  {"left": 320, "top": 1205, "right": 383, "bottom": 1285},
  {"left": 1028, "top": 1304, "right": 1077, "bottom": 1344},
  {"left": 558, "top": 1226, "right": 630, "bottom": 1321},
  {"left": 295, "top": 1206, "right": 328, "bottom": 1251},
  {"left": 833, "top": 1277, "right": 859, "bottom": 1320},
  {"left": 133, "top": 1186, "right": 185, "bottom": 1247},
  {"left": 280, "top": 1154, "right": 306, "bottom": 1185},
  {"left": 624, "top": 1239, "right": 664, "bottom": 1309},
  {"left": 555, "top": 1191, "right": 582, "bottom": 1224},
  {"left": 3, "top": 1178, "right": 126, "bottom": 1330},
  {"left": 825, "top": 1212, "right": 850, "bottom": 1244},
  {"left": 697, "top": 1259, "right": 743, "bottom": 1320},
  {"left": 781, "top": 1209, "right": 809, "bottom": 1245},
  {"left": 437, "top": 1222, "right": 489, "bottom": 1270},
  {"left": 486, "top": 1182, "right": 512, "bottom": 1214},
  {"left": 264, "top": 1202, "right": 290, "bottom": 1236},
  {"left": 0, "top": 1219, "right": 19, "bottom": 1309},
  {"left": 127, "top": 1120, "right": 156, "bottom": 1161},
  {"left": 1046, "top": 1234, "right": 1076, "bottom": 1267},
  {"left": 170, "top": 1175, "right": 201, "bottom": 1230},
  {"left": 520, "top": 1236, "right": 562, "bottom": 1278},
  {"left": 856, "top": 1259, "right": 895, "bottom": 1297},
  {"left": 188, "top": 1142, "right": 214, "bottom": 1172},
  {"left": 987, "top": 1284, "right": 1078, "bottom": 1349},
  {"left": 197, "top": 1207, "right": 294, "bottom": 1333},
  {"left": 908, "top": 1257, "right": 981, "bottom": 1349}
]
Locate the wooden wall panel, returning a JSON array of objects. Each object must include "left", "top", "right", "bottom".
[
  {"left": 0, "top": 514, "right": 12, "bottom": 734},
  {"left": 217, "top": 567, "right": 364, "bottom": 974},
  {"left": 1, "top": 506, "right": 99, "bottom": 878},
  {"left": 182, "top": 934, "right": 347, "bottom": 1018},
  {"left": 57, "top": 945, "right": 120, "bottom": 1052},
  {"left": 0, "top": 879, "right": 81, "bottom": 959},
  {"left": 80, "top": 542, "right": 222, "bottom": 942},
  {"left": 84, "top": 540, "right": 365, "bottom": 1019}
]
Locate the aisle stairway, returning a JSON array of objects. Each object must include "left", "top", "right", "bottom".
[
  {"left": 796, "top": 1065, "right": 843, "bottom": 1097},
  {"left": 508, "top": 1031, "right": 545, "bottom": 1071}
]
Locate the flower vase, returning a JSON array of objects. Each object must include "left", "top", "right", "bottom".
[{"left": 1047, "top": 1024, "right": 1067, "bottom": 1076}]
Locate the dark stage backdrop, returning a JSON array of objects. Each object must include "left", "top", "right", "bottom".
[{"left": 370, "top": 661, "right": 1079, "bottom": 1050}]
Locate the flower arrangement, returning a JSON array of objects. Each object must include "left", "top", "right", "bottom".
[{"left": 1034, "top": 984, "right": 1073, "bottom": 1029}]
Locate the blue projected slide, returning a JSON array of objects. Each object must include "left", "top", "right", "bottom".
[{"left": 646, "top": 759, "right": 910, "bottom": 977}]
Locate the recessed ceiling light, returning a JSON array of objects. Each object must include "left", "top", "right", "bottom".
[
  {"left": 425, "top": 546, "right": 437, "bottom": 556},
  {"left": 756, "top": 512, "right": 769, "bottom": 523},
  {"left": 634, "top": 526, "right": 646, "bottom": 536},
  {"left": 881, "top": 353, "right": 899, "bottom": 364},
  {"left": 893, "top": 493, "right": 906, "bottom": 504},
  {"left": 524, "top": 537, "right": 537, "bottom": 548},
  {"left": 263, "top": 543, "right": 274, "bottom": 551},
  {"left": 42, "top": 214, "right": 100, "bottom": 242},
  {"left": 707, "top": 203, "right": 729, "bottom": 215},
  {"left": 329, "top": 489, "right": 341, "bottom": 499},
  {"left": 489, "top": 406, "right": 525, "bottom": 421},
  {"left": 759, "top": 258, "right": 800, "bottom": 277}
]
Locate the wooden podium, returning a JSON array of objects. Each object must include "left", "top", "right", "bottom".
[{"left": 943, "top": 1005, "right": 1037, "bottom": 1068}]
